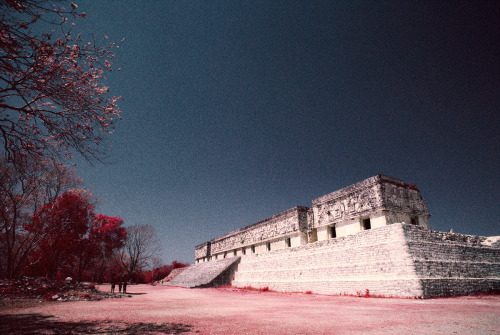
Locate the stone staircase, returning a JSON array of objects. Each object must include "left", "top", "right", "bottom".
[{"left": 164, "top": 257, "right": 240, "bottom": 288}]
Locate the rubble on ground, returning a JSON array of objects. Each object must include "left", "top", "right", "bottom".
[{"left": 0, "top": 277, "right": 127, "bottom": 302}]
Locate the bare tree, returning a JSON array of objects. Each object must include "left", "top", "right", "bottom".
[
  {"left": 0, "top": 156, "right": 81, "bottom": 277},
  {"left": 119, "top": 224, "right": 159, "bottom": 281}
]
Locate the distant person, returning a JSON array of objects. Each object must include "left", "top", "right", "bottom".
[
  {"left": 111, "top": 282, "right": 115, "bottom": 293},
  {"left": 118, "top": 282, "right": 122, "bottom": 293},
  {"left": 123, "top": 282, "right": 127, "bottom": 293}
]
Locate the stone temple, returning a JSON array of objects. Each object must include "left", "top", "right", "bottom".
[{"left": 164, "top": 175, "right": 500, "bottom": 298}]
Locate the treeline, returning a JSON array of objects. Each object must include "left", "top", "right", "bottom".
[
  {"left": 136, "top": 261, "right": 189, "bottom": 284},
  {"left": 0, "top": 156, "right": 124, "bottom": 281},
  {"left": 0, "top": 157, "right": 186, "bottom": 283}
]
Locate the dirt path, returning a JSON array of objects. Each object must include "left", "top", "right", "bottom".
[{"left": 1, "top": 284, "right": 499, "bottom": 334}]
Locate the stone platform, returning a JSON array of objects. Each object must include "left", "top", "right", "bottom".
[
  {"left": 231, "top": 223, "right": 500, "bottom": 297},
  {"left": 190, "top": 175, "right": 499, "bottom": 297}
]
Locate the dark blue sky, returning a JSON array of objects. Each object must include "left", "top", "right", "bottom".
[{"left": 73, "top": 1, "right": 499, "bottom": 264}]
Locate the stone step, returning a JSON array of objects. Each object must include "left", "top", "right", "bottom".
[{"left": 165, "top": 257, "right": 240, "bottom": 288}]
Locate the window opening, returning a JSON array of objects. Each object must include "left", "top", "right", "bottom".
[
  {"left": 362, "top": 218, "right": 371, "bottom": 230},
  {"left": 329, "top": 225, "right": 336, "bottom": 238},
  {"left": 285, "top": 237, "right": 291, "bottom": 248},
  {"left": 251, "top": 245, "right": 256, "bottom": 253},
  {"left": 308, "top": 228, "right": 318, "bottom": 243},
  {"left": 266, "top": 242, "right": 271, "bottom": 251},
  {"left": 411, "top": 217, "right": 418, "bottom": 225}
]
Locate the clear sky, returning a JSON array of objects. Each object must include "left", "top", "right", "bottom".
[{"left": 71, "top": 1, "right": 499, "bottom": 264}]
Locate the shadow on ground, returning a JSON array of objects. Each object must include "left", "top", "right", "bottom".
[{"left": 0, "top": 313, "right": 196, "bottom": 334}]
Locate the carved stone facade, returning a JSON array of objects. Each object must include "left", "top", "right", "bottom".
[
  {"left": 311, "top": 175, "right": 429, "bottom": 228},
  {"left": 196, "top": 206, "right": 309, "bottom": 262},
  {"left": 196, "top": 175, "right": 431, "bottom": 263}
]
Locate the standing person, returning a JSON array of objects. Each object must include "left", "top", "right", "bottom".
[
  {"left": 123, "top": 281, "right": 127, "bottom": 293},
  {"left": 118, "top": 282, "right": 122, "bottom": 293},
  {"left": 111, "top": 281, "right": 115, "bottom": 293}
]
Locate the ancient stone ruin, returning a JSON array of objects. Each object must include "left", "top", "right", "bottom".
[{"left": 165, "top": 175, "right": 500, "bottom": 298}]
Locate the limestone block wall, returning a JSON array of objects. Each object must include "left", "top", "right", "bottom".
[
  {"left": 334, "top": 218, "right": 364, "bottom": 237},
  {"left": 195, "top": 242, "right": 210, "bottom": 260},
  {"left": 209, "top": 206, "right": 309, "bottom": 257},
  {"left": 232, "top": 223, "right": 423, "bottom": 297},
  {"left": 385, "top": 211, "right": 429, "bottom": 228},
  {"left": 315, "top": 210, "right": 392, "bottom": 242},
  {"left": 402, "top": 225, "right": 500, "bottom": 297},
  {"left": 231, "top": 223, "right": 500, "bottom": 298},
  {"left": 380, "top": 180, "right": 429, "bottom": 217}
]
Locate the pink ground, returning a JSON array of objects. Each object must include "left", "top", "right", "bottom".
[{"left": 1, "top": 284, "right": 499, "bottom": 334}]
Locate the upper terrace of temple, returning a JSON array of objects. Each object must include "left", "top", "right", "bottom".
[{"left": 195, "top": 175, "right": 430, "bottom": 262}]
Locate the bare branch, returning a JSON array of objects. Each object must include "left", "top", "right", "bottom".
[{"left": 0, "top": 0, "right": 122, "bottom": 164}]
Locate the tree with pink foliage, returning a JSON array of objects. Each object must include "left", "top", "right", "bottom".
[
  {"left": 0, "top": 0, "right": 121, "bottom": 163},
  {"left": 27, "top": 189, "right": 96, "bottom": 278},
  {"left": 22, "top": 190, "right": 127, "bottom": 281},
  {"left": 91, "top": 215, "right": 127, "bottom": 255},
  {"left": 83, "top": 214, "right": 127, "bottom": 282},
  {"left": 0, "top": 156, "right": 81, "bottom": 278}
]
